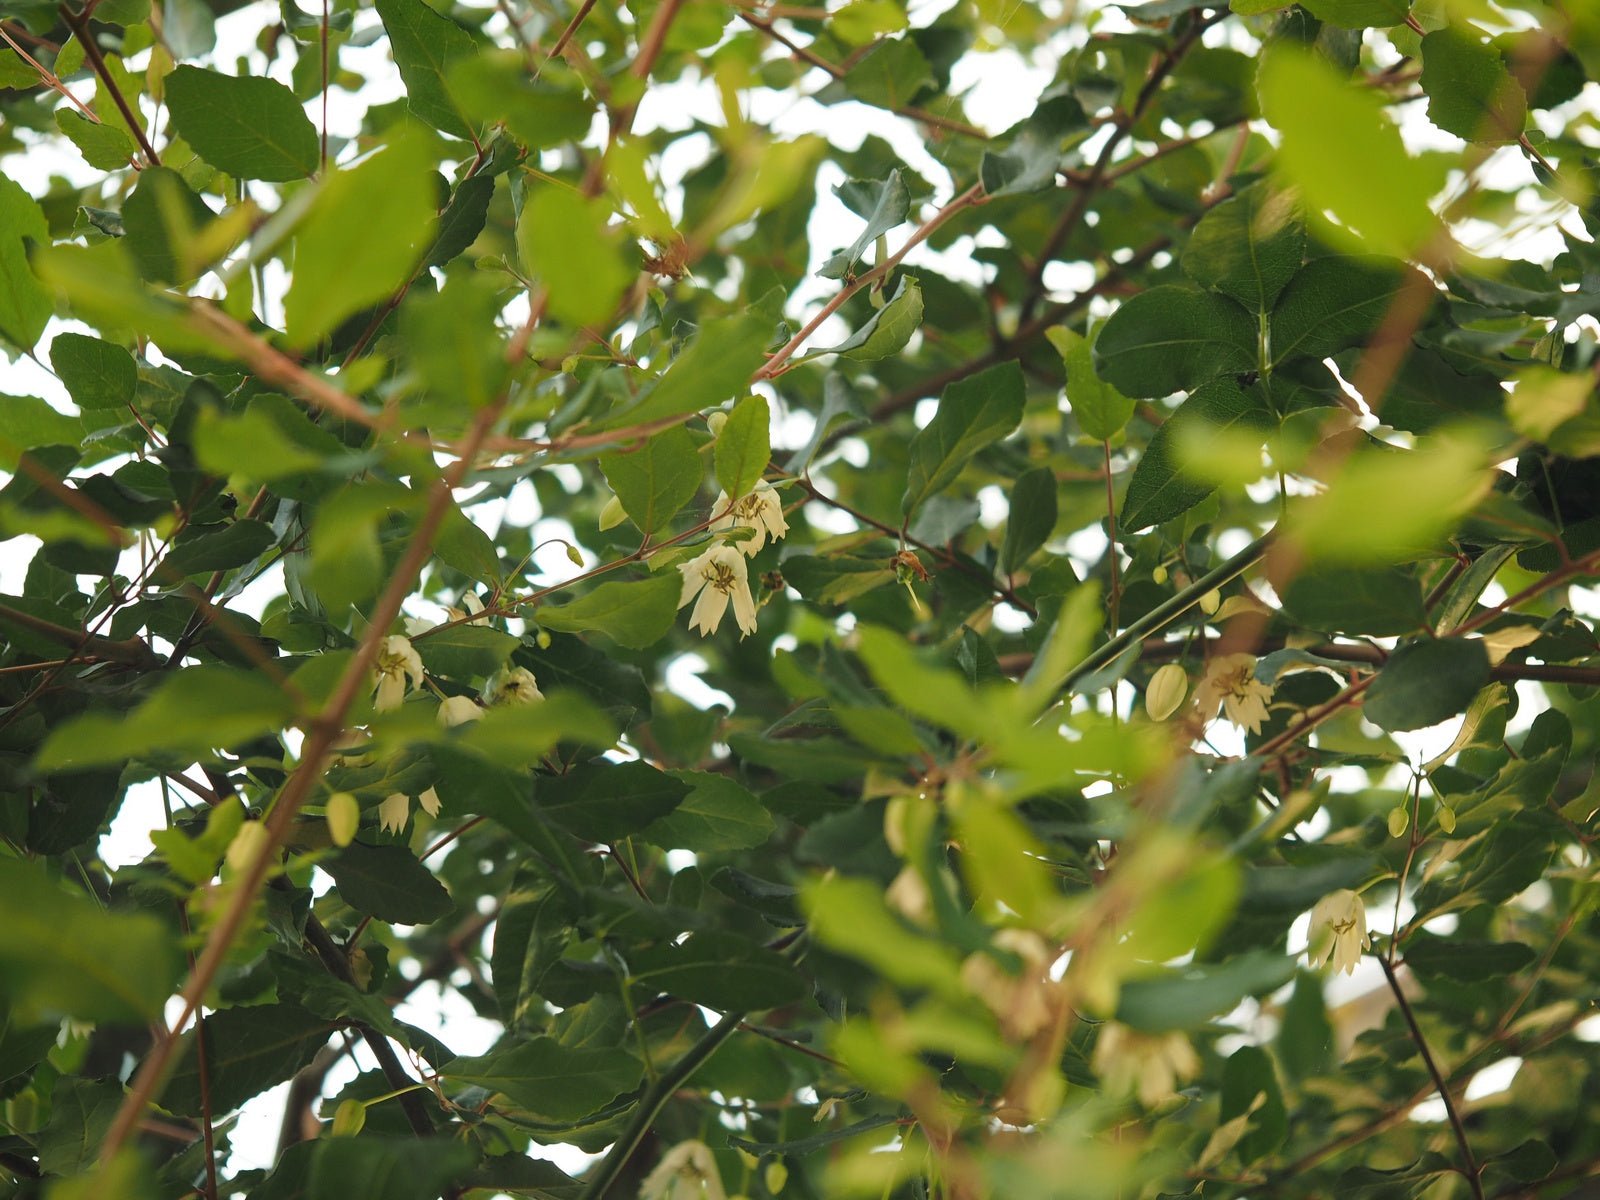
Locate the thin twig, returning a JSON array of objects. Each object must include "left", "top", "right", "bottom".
[
  {"left": 1379, "top": 957, "right": 1484, "bottom": 1199},
  {"left": 58, "top": 3, "right": 162, "bottom": 165}
]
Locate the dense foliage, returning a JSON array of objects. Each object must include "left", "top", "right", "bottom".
[{"left": 2, "top": 0, "right": 1600, "bottom": 1196}]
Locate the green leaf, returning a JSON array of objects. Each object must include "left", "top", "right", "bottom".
[
  {"left": 435, "top": 498, "right": 503, "bottom": 582},
  {"left": 164, "top": 1004, "right": 332, "bottom": 1116},
  {"left": 535, "top": 574, "right": 681, "bottom": 650},
  {"left": 161, "top": 519, "right": 276, "bottom": 576},
  {"left": 1180, "top": 184, "right": 1304, "bottom": 312},
  {"left": 605, "top": 307, "right": 774, "bottom": 429},
  {"left": 1281, "top": 567, "right": 1425, "bottom": 636},
  {"left": 1258, "top": 46, "right": 1442, "bottom": 256},
  {"left": 713, "top": 394, "right": 771, "bottom": 502},
  {"left": 817, "top": 275, "right": 923, "bottom": 361},
  {"left": 819, "top": 169, "right": 909, "bottom": 279},
  {"left": 837, "top": 37, "right": 933, "bottom": 111},
  {"left": 1092, "top": 286, "right": 1257, "bottom": 399},
  {"left": 1047, "top": 325, "right": 1135, "bottom": 441},
  {"left": 309, "top": 1137, "right": 477, "bottom": 1200},
  {"left": 375, "top": 0, "right": 480, "bottom": 140},
  {"left": 644, "top": 771, "right": 775, "bottom": 852},
  {"left": 803, "top": 873, "right": 963, "bottom": 998},
  {"left": 446, "top": 50, "right": 594, "bottom": 151},
  {"left": 49, "top": 332, "right": 136, "bottom": 410},
  {"left": 600, "top": 425, "right": 703, "bottom": 535},
  {"left": 122, "top": 166, "right": 217, "bottom": 284},
  {"left": 980, "top": 92, "right": 1086, "bottom": 197},
  {"left": 1116, "top": 952, "right": 1296, "bottom": 1032},
  {"left": 902, "top": 360, "right": 1026, "bottom": 518},
  {"left": 454, "top": 691, "right": 618, "bottom": 768},
  {"left": 444, "top": 1038, "right": 643, "bottom": 1122},
  {"left": 535, "top": 759, "right": 688, "bottom": 843},
  {"left": 0, "top": 857, "right": 182, "bottom": 1023},
  {"left": 1270, "top": 255, "right": 1420, "bottom": 365},
  {"left": 1420, "top": 26, "right": 1527, "bottom": 143},
  {"left": 999, "top": 466, "right": 1058, "bottom": 574},
  {"left": 414, "top": 624, "right": 519, "bottom": 680},
  {"left": 55, "top": 108, "right": 136, "bottom": 169},
  {"left": 516, "top": 185, "right": 632, "bottom": 329},
  {"left": 283, "top": 130, "right": 439, "bottom": 347},
  {"left": 1220, "top": 1045, "right": 1288, "bottom": 1164},
  {"left": 627, "top": 930, "right": 807, "bottom": 1010},
  {"left": 324, "top": 842, "right": 454, "bottom": 924},
  {"left": 1120, "top": 380, "right": 1274, "bottom": 532},
  {"left": 0, "top": 173, "right": 51, "bottom": 351},
  {"left": 38, "top": 1079, "right": 123, "bottom": 1176},
  {"left": 1401, "top": 934, "right": 1536, "bottom": 981},
  {"left": 34, "top": 665, "right": 296, "bottom": 770},
  {"left": 1363, "top": 637, "right": 1490, "bottom": 732},
  {"left": 164, "top": 65, "right": 318, "bottom": 180},
  {"left": 1299, "top": 0, "right": 1410, "bottom": 27}
]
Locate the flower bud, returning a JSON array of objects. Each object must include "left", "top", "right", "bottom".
[
  {"left": 566, "top": 543, "right": 584, "bottom": 567},
  {"left": 706, "top": 411, "right": 728, "bottom": 437},
  {"left": 1199, "top": 588, "right": 1221, "bottom": 615},
  {"left": 325, "top": 792, "right": 359, "bottom": 848},
  {"left": 330, "top": 1098, "right": 366, "bottom": 1138},
  {"left": 225, "top": 821, "right": 270, "bottom": 875},
  {"left": 599, "top": 494, "right": 627, "bottom": 530},
  {"left": 764, "top": 1160, "right": 788, "bottom": 1194},
  {"left": 1145, "top": 663, "right": 1188, "bottom": 722}
]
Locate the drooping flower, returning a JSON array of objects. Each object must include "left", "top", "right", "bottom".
[
  {"left": 447, "top": 592, "right": 490, "bottom": 625},
  {"left": 379, "top": 786, "right": 443, "bottom": 835},
  {"left": 436, "top": 695, "right": 482, "bottom": 727},
  {"left": 639, "top": 1139, "right": 727, "bottom": 1200},
  {"left": 1091, "top": 1022, "right": 1201, "bottom": 1107},
  {"left": 485, "top": 666, "right": 543, "bottom": 707},
  {"left": 711, "top": 480, "right": 789, "bottom": 556},
  {"left": 1194, "top": 652, "right": 1274, "bottom": 734},
  {"left": 373, "top": 635, "right": 424, "bottom": 712},
  {"left": 1307, "top": 888, "right": 1371, "bottom": 976},
  {"left": 378, "top": 792, "right": 411, "bottom": 835},
  {"left": 678, "top": 545, "right": 758, "bottom": 638},
  {"left": 960, "top": 929, "right": 1060, "bottom": 1040}
]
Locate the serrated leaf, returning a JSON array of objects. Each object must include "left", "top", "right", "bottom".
[
  {"left": 819, "top": 169, "right": 908, "bottom": 280},
  {"left": 999, "top": 466, "right": 1057, "bottom": 574},
  {"left": 49, "top": 332, "right": 136, "bottom": 410},
  {"left": 444, "top": 1038, "right": 642, "bottom": 1123},
  {"left": 1092, "top": 286, "right": 1257, "bottom": 399},
  {"left": 1420, "top": 25, "right": 1527, "bottom": 143},
  {"left": 164, "top": 65, "right": 318, "bottom": 181},
  {"left": 713, "top": 394, "right": 770, "bottom": 502},
  {"left": 902, "top": 360, "right": 1025, "bottom": 518},
  {"left": 817, "top": 275, "right": 922, "bottom": 361},
  {"left": 645, "top": 771, "right": 775, "bottom": 852},
  {"left": 534, "top": 574, "right": 681, "bottom": 649},
  {"left": 283, "top": 130, "right": 438, "bottom": 347},
  {"left": 1270, "top": 255, "right": 1421, "bottom": 366},
  {"left": 1363, "top": 637, "right": 1490, "bottom": 731},
  {"left": 324, "top": 842, "right": 454, "bottom": 924},
  {"left": 1181, "top": 184, "right": 1305, "bottom": 311},
  {"left": 535, "top": 759, "right": 687, "bottom": 843},
  {"left": 601, "top": 425, "right": 702, "bottom": 535},
  {"left": 1120, "top": 380, "right": 1274, "bottom": 532},
  {"left": 375, "top": 0, "right": 480, "bottom": 139},
  {"left": 1046, "top": 325, "right": 1135, "bottom": 440}
]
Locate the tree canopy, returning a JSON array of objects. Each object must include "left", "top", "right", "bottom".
[{"left": 1, "top": 0, "right": 1600, "bottom": 1197}]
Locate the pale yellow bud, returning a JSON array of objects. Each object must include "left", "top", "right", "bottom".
[
  {"left": 764, "top": 1160, "right": 788, "bottom": 1194},
  {"left": 225, "top": 821, "right": 270, "bottom": 875},
  {"left": 325, "top": 792, "right": 359, "bottom": 848},
  {"left": 330, "top": 1099, "right": 366, "bottom": 1137},
  {"left": 1145, "top": 663, "right": 1188, "bottom": 722},
  {"left": 599, "top": 494, "right": 627, "bottom": 530},
  {"left": 1199, "top": 588, "right": 1221, "bottom": 615},
  {"left": 706, "top": 411, "right": 728, "bottom": 437}
]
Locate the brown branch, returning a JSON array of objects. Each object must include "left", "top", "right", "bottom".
[
  {"left": 1379, "top": 958, "right": 1484, "bottom": 1199},
  {"left": 57, "top": 3, "right": 161, "bottom": 165}
]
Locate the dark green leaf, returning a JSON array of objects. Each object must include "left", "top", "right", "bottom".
[
  {"left": 444, "top": 1038, "right": 642, "bottom": 1122},
  {"left": 601, "top": 425, "right": 703, "bottom": 535},
  {"left": 534, "top": 574, "right": 681, "bottom": 650},
  {"left": 164, "top": 65, "right": 318, "bottom": 180},
  {"left": 1116, "top": 952, "right": 1296, "bottom": 1032},
  {"left": 999, "top": 466, "right": 1057, "bottom": 574},
  {"left": 1120, "top": 380, "right": 1274, "bottom": 532},
  {"left": 1363, "top": 637, "right": 1490, "bottom": 732},
  {"left": 1421, "top": 26, "right": 1527, "bottom": 143},
  {"left": 980, "top": 92, "right": 1087, "bottom": 197},
  {"left": 644, "top": 771, "right": 775, "bottom": 852},
  {"left": 1093, "top": 286, "right": 1257, "bottom": 398},
  {"left": 49, "top": 332, "right": 136, "bottom": 410},
  {"left": 902, "top": 360, "right": 1026, "bottom": 517},
  {"left": 628, "top": 930, "right": 807, "bottom": 1010},
  {"left": 817, "top": 276, "right": 923, "bottom": 361},
  {"left": 1270, "top": 255, "right": 1423, "bottom": 365},
  {"left": 1180, "top": 184, "right": 1304, "bottom": 311},
  {"left": 536, "top": 759, "right": 688, "bottom": 843},
  {"left": 1281, "top": 567, "right": 1425, "bottom": 636},
  {"left": 375, "top": 0, "right": 480, "bottom": 139},
  {"left": 165, "top": 1004, "right": 332, "bottom": 1115},
  {"left": 324, "top": 842, "right": 454, "bottom": 924},
  {"left": 819, "top": 169, "right": 909, "bottom": 280}
]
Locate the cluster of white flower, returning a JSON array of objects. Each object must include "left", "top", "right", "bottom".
[{"left": 675, "top": 481, "right": 789, "bottom": 639}]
